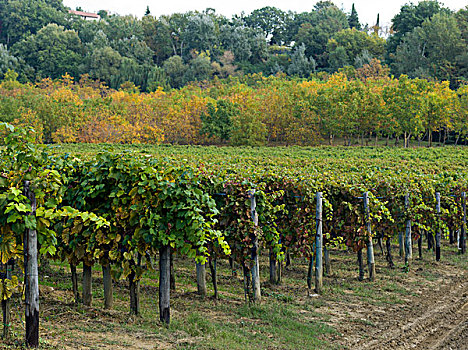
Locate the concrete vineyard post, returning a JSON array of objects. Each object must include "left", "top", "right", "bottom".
[
  {"left": 315, "top": 192, "right": 323, "bottom": 293},
  {"left": 405, "top": 193, "right": 412, "bottom": 265},
  {"left": 436, "top": 192, "right": 441, "bottom": 261},
  {"left": 364, "top": 193, "right": 376, "bottom": 281},
  {"left": 24, "top": 181, "right": 39, "bottom": 348},
  {"left": 249, "top": 190, "right": 261, "bottom": 303},
  {"left": 461, "top": 192, "right": 466, "bottom": 254},
  {"left": 159, "top": 245, "right": 171, "bottom": 324}
]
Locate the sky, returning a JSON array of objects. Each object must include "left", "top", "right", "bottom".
[{"left": 62, "top": 0, "right": 467, "bottom": 27}]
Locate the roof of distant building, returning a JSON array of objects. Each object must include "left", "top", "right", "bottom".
[{"left": 68, "top": 10, "right": 100, "bottom": 19}]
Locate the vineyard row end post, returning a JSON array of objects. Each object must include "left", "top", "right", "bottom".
[
  {"left": 405, "top": 193, "right": 412, "bottom": 265},
  {"left": 315, "top": 192, "right": 323, "bottom": 294},
  {"left": 461, "top": 192, "right": 466, "bottom": 254},
  {"left": 436, "top": 192, "right": 441, "bottom": 261},
  {"left": 249, "top": 190, "right": 261, "bottom": 303},
  {"left": 364, "top": 193, "right": 376, "bottom": 281},
  {"left": 24, "top": 181, "right": 39, "bottom": 348}
]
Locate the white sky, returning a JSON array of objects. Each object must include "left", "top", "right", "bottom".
[{"left": 62, "top": 0, "right": 467, "bottom": 27}]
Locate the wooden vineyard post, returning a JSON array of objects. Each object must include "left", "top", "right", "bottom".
[
  {"left": 398, "top": 232, "right": 404, "bottom": 257},
  {"left": 70, "top": 263, "right": 80, "bottom": 303},
  {"left": 102, "top": 264, "right": 113, "bottom": 310},
  {"left": 364, "top": 193, "right": 376, "bottom": 281},
  {"left": 315, "top": 192, "right": 323, "bottom": 293},
  {"left": 461, "top": 192, "right": 466, "bottom": 254},
  {"left": 196, "top": 263, "right": 207, "bottom": 298},
  {"left": 159, "top": 245, "right": 171, "bottom": 324},
  {"left": 82, "top": 264, "right": 93, "bottom": 306},
  {"left": 2, "top": 261, "right": 12, "bottom": 340},
  {"left": 436, "top": 192, "right": 441, "bottom": 261},
  {"left": 249, "top": 190, "right": 261, "bottom": 303},
  {"left": 404, "top": 193, "right": 412, "bottom": 265},
  {"left": 24, "top": 181, "right": 39, "bottom": 348}
]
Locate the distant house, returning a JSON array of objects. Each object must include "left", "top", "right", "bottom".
[{"left": 68, "top": 10, "right": 100, "bottom": 21}]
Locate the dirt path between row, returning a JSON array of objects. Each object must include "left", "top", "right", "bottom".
[{"left": 352, "top": 272, "right": 468, "bottom": 350}]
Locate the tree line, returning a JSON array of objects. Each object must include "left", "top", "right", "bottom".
[
  {"left": 1, "top": 68, "right": 467, "bottom": 146},
  {"left": 0, "top": 0, "right": 467, "bottom": 91}
]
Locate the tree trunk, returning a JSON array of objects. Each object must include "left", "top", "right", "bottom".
[
  {"left": 208, "top": 257, "right": 218, "bottom": 299},
  {"left": 377, "top": 233, "right": 384, "bottom": 255},
  {"left": 1, "top": 298, "right": 10, "bottom": 340},
  {"left": 70, "top": 263, "right": 80, "bottom": 304},
  {"left": 170, "top": 249, "right": 175, "bottom": 291},
  {"left": 427, "top": 231, "right": 434, "bottom": 250},
  {"left": 357, "top": 249, "right": 364, "bottom": 281},
  {"left": 128, "top": 270, "right": 140, "bottom": 316},
  {"left": 277, "top": 260, "right": 282, "bottom": 284},
  {"left": 285, "top": 252, "right": 291, "bottom": 268},
  {"left": 418, "top": 233, "right": 423, "bottom": 259},
  {"left": 307, "top": 256, "right": 314, "bottom": 291},
  {"left": 159, "top": 245, "right": 170, "bottom": 324},
  {"left": 102, "top": 264, "right": 113, "bottom": 310},
  {"left": 242, "top": 263, "right": 251, "bottom": 302},
  {"left": 196, "top": 263, "right": 207, "bottom": 298},
  {"left": 386, "top": 239, "right": 394, "bottom": 268},
  {"left": 398, "top": 232, "right": 404, "bottom": 257},
  {"left": 428, "top": 130, "right": 433, "bottom": 147},
  {"left": 324, "top": 247, "right": 331, "bottom": 276},
  {"left": 82, "top": 264, "right": 93, "bottom": 307},
  {"left": 229, "top": 257, "right": 236, "bottom": 277},
  {"left": 2, "top": 262, "right": 12, "bottom": 340},
  {"left": 269, "top": 248, "right": 277, "bottom": 284}
]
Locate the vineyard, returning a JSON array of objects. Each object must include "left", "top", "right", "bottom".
[{"left": 0, "top": 124, "right": 467, "bottom": 349}]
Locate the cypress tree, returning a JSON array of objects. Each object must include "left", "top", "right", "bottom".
[{"left": 348, "top": 4, "right": 361, "bottom": 30}]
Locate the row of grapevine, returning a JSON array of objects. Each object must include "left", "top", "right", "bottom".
[{"left": 0, "top": 125, "right": 467, "bottom": 347}]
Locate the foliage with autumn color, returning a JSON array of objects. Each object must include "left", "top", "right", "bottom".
[{"left": 0, "top": 67, "right": 467, "bottom": 147}]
